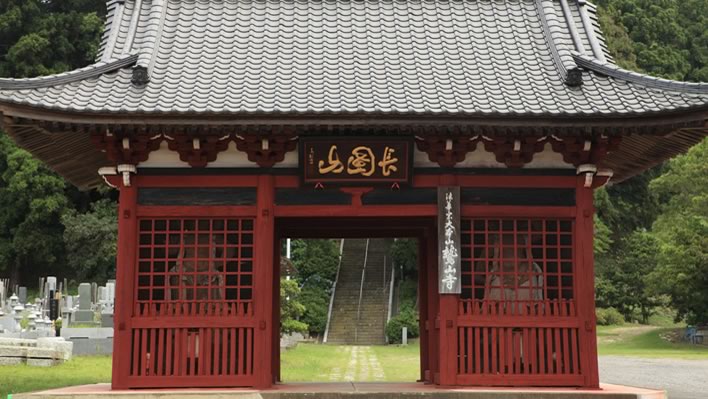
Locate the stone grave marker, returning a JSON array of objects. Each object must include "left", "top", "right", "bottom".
[
  {"left": 73, "top": 283, "right": 94, "bottom": 323},
  {"left": 18, "top": 286, "right": 27, "bottom": 304}
]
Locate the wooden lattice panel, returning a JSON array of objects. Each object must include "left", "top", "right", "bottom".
[
  {"left": 135, "top": 218, "right": 255, "bottom": 317},
  {"left": 460, "top": 218, "right": 575, "bottom": 316}
]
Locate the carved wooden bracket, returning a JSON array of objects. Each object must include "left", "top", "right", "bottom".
[
  {"left": 549, "top": 136, "right": 622, "bottom": 166},
  {"left": 482, "top": 136, "right": 547, "bottom": 168},
  {"left": 234, "top": 134, "right": 297, "bottom": 168},
  {"left": 90, "top": 131, "right": 162, "bottom": 164},
  {"left": 166, "top": 133, "right": 230, "bottom": 167},
  {"left": 415, "top": 136, "right": 479, "bottom": 168}
]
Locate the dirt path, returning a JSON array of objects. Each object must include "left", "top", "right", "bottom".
[{"left": 330, "top": 346, "right": 385, "bottom": 382}]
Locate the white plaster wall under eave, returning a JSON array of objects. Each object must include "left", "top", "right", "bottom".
[
  {"left": 137, "top": 141, "right": 299, "bottom": 169},
  {"left": 413, "top": 143, "right": 573, "bottom": 169}
]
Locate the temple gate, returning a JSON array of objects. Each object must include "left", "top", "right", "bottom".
[{"left": 1, "top": 0, "right": 706, "bottom": 391}]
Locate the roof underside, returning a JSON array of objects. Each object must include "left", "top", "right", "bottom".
[{"left": 0, "top": 0, "right": 706, "bottom": 189}]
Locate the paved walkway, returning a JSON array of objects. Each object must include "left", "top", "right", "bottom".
[
  {"left": 600, "top": 356, "right": 708, "bottom": 399},
  {"left": 329, "top": 346, "right": 385, "bottom": 382}
]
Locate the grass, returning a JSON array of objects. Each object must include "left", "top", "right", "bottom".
[
  {"left": 370, "top": 342, "right": 420, "bottom": 382},
  {"left": 0, "top": 356, "right": 112, "bottom": 398},
  {"left": 597, "top": 325, "right": 708, "bottom": 359},
  {"left": 281, "top": 342, "right": 420, "bottom": 382},
  {"left": 281, "top": 343, "right": 354, "bottom": 381}
]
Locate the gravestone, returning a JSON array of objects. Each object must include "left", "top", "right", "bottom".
[
  {"left": 106, "top": 281, "right": 116, "bottom": 303},
  {"left": 45, "top": 277, "right": 57, "bottom": 297},
  {"left": 18, "top": 286, "right": 27, "bottom": 304},
  {"left": 0, "top": 280, "right": 5, "bottom": 311},
  {"left": 73, "top": 283, "right": 94, "bottom": 323}
]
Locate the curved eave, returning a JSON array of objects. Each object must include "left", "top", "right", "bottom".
[{"left": 1, "top": 100, "right": 707, "bottom": 132}]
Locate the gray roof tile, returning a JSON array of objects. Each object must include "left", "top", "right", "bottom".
[{"left": 0, "top": 0, "right": 706, "bottom": 117}]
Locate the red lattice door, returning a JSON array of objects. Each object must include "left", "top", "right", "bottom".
[
  {"left": 456, "top": 218, "right": 585, "bottom": 386},
  {"left": 128, "top": 218, "right": 257, "bottom": 387}
]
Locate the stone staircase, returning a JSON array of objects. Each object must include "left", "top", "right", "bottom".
[{"left": 326, "top": 239, "right": 391, "bottom": 345}]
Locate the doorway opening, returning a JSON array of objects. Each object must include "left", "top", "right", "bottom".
[{"left": 274, "top": 217, "right": 431, "bottom": 384}]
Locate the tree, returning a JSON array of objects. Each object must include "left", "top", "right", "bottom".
[
  {"left": 61, "top": 198, "right": 117, "bottom": 283},
  {"left": 648, "top": 139, "right": 708, "bottom": 325},
  {"left": 289, "top": 239, "right": 340, "bottom": 335},
  {"left": 0, "top": 134, "right": 68, "bottom": 283},
  {"left": 0, "top": 0, "right": 105, "bottom": 77},
  {"left": 595, "top": 231, "right": 661, "bottom": 323},
  {"left": 596, "top": 0, "right": 707, "bottom": 82},
  {"left": 280, "top": 278, "right": 308, "bottom": 335}
]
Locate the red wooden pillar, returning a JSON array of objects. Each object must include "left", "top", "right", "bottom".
[
  {"left": 425, "top": 227, "right": 440, "bottom": 384},
  {"left": 112, "top": 181, "right": 137, "bottom": 389},
  {"left": 438, "top": 175, "right": 458, "bottom": 386},
  {"left": 576, "top": 177, "right": 600, "bottom": 388},
  {"left": 254, "top": 175, "right": 275, "bottom": 388},
  {"left": 272, "top": 238, "right": 281, "bottom": 383},
  {"left": 418, "top": 235, "right": 429, "bottom": 383}
]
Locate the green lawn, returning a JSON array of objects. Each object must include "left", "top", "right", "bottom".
[
  {"left": 597, "top": 325, "right": 708, "bottom": 359},
  {"left": 280, "top": 343, "right": 354, "bottom": 381},
  {"left": 370, "top": 343, "right": 420, "bottom": 382},
  {"left": 0, "top": 356, "right": 111, "bottom": 399},
  {"left": 281, "top": 342, "right": 420, "bottom": 382}
]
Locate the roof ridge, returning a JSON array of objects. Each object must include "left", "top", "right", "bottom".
[
  {"left": 536, "top": 0, "right": 583, "bottom": 86},
  {"left": 573, "top": 53, "right": 708, "bottom": 95},
  {"left": 0, "top": 55, "right": 138, "bottom": 90},
  {"left": 97, "top": 0, "right": 125, "bottom": 62}
]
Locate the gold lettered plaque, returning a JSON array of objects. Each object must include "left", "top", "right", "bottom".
[{"left": 301, "top": 138, "right": 413, "bottom": 185}]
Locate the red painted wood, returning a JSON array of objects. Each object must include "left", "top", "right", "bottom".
[
  {"left": 137, "top": 206, "right": 256, "bottom": 218},
  {"left": 134, "top": 175, "right": 259, "bottom": 187},
  {"left": 413, "top": 175, "right": 578, "bottom": 188},
  {"left": 417, "top": 238, "right": 430, "bottom": 382},
  {"left": 274, "top": 205, "right": 437, "bottom": 218},
  {"left": 425, "top": 228, "right": 440, "bottom": 383},
  {"left": 576, "top": 177, "right": 600, "bottom": 387},
  {"left": 112, "top": 183, "right": 138, "bottom": 389},
  {"left": 254, "top": 175, "right": 275, "bottom": 388}
]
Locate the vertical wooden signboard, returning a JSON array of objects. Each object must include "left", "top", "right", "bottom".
[{"left": 438, "top": 186, "right": 461, "bottom": 294}]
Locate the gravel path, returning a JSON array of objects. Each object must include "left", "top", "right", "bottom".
[{"left": 600, "top": 356, "right": 708, "bottom": 399}]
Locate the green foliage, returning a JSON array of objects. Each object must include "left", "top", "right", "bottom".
[
  {"left": 0, "top": 1, "right": 105, "bottom": 77},
  {"left": 289, "top": 239, "right": 340, "bottom": 335},
  {"left": 390, "top": 238, "right": 417, "bottom": 280},
  {"left": 596, "top": 307, "right": 625, "bottom": 326},
  {"left": 647, "top": 140, "right": 708, "bottom": 325},
  {"left": 385, "top": 306, "right": 419, "bottom": 344},
  {"left": 280, "top": 278, "right": 308, "bottom": 335},
  {"left": 298, "top": 285, "right": 330, "bottom": 335},
  {"left": 596, "top": 0, "right": 707, "bottom": 81},
  {"left": 595, "top": 230, "right": 661, "bottom": 323},
  {"left": 0, "top": 133, "right": 69, "bottom": 278},
  {"left": 398, "top": 279, "right": 418, "bottom": 311},
  {"left": 61, "top": 199, "right": 117, "bottom": 283},
  {"left": 291, "top": 239, "right": 340, "bottom": 286}
]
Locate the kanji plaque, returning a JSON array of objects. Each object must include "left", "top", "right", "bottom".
[
  {"left": 301, "top": 138, "right": 412, "bottom": 185},
  {"left": 438, "top": 186, "right": 461, "bottom": 294}
]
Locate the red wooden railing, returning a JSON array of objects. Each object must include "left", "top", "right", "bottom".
[
  {"left": 126, "top": 217, "right": 257, "bottom": 387},
  {"left": 455, "top": 217, "right": 584, "bottom": 386}
]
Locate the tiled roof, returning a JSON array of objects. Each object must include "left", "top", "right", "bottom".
[{"left": 0, "top": 0, "right": 706, "bottom": 117}]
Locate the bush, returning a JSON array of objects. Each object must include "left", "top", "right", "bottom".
[
  {"left": 596, "top": 307, "right": 625, "bottom": 326},
  {"left": 386, "top": 307, "right": 419, "bottom": 344},
  {"left": 299, "top": 286, "right": 330, "bottom": 335}
]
